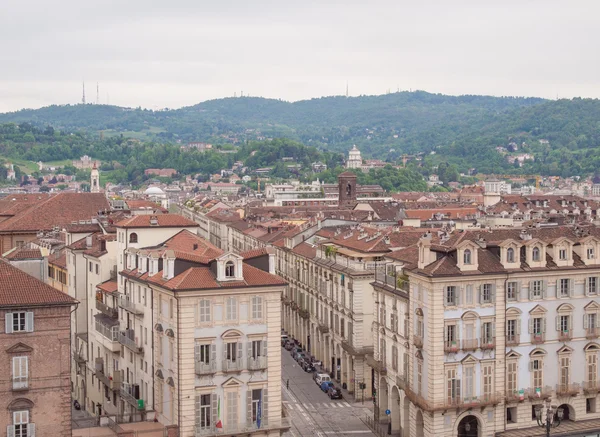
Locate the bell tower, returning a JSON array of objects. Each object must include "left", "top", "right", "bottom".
[
  {"left": 90, "top": 161, "right": 100, "bottom": 193},
  {"left": 338, "top": 171, "right": 357, "bottom": 206}
]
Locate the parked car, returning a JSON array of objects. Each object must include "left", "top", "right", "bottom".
[
  {"left": 291, "top": 346, "right": 302, "bottom": 356},
  {"left": 327, "top": 386, "right": 343, "bottom": 399},
  {"left": 281, "top": 334, "right": 289, "bottom": 346},
  {"left": 315, "top": 373, "right": 331, "bottom": 386},
  {"left": 301, "top": 360, "right": 315, "bottom": 372},
  {"left": 295, "top": 352, "right": 307, "bottom": 362},
  {"left": 320, "top": 381, "right": 335, "bottom": 392},
  {"left": 284, "top": 341, "right": 295, "bottom": 351}
]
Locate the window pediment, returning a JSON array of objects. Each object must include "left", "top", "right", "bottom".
[
  {"left": 461, "top": 311, "right": 479, "bottom": 320},
  {"left": 585, "top": 301, "right": 600, "bottom": 311},
  {"left": 506, "top": 307, "right": 522, "bottom": 316},
  {"left": 585, "top": 342, "right": 600, "bottom": 351},
  {"left": 415, "top": 308, "right": 424, "bottom": 317},
  {"left": 221, "top": 329, "right": 243, "bottom": 339},
  {"left": 557, "top": 345, "right": 573, "bottom": 355},
  {"left": 556, "top": 303, "right": 574, "bottom": 313},
  {"left": 461, "top": 354, "right": 478, "bottom": 364},
  {"left": 222, "top": 377, "right": 243, "bottom": 387},
  {"left": 529, "top": 348, "right": 547, "bottom": 357},
  {"left": 166, "top": 377, "right": 175, "bottom": 387},
  {"left": 155, "top": 369, "right": 164, "bottom": 379},
  {"left": 506, "top": 350, "right": 521, "bottom": 359},
  {"left": 529, "top": 304, "right": 547, "bottom": 315},
  {"left": 6, "top": 342, "right": 33, "bottom": 354},
  {"left": 8, "top": 398, "right": 33, "bottom": 411}
]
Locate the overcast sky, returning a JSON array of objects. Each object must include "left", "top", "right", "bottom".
[{"left": 0, "top": 0, "right": 598, "bottom": 113}]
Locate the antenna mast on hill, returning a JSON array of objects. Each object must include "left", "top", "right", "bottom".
[
  {"left": 96, "top": 83, "right": 99, "bottom": 104},
  {"left": 82, "top": 81, "right": 86, "bottom": 104},
  {"left": 346, "top": 82, "right": 349, "bottom": 97}
]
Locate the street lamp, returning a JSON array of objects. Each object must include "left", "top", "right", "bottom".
[{"left": 534, "top": 400, "right": 563, "bottom": 436}]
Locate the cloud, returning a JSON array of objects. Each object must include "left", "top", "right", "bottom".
[{"left": 0, "top": 0, "right": 599, "bottom": 112}]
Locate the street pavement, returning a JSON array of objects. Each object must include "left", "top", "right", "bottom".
[{"left": 281, "top": 346, "right": 376, "bottom": 437}]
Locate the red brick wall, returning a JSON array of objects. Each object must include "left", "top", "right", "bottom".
[{"left": 0, "top": 305, "right": 73, "bottom": 437}]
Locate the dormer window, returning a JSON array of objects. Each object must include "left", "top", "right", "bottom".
[
  {"left": 463, "top": 249, "right": 472, "bottom": 265},
  {"left": 588, "top": 248, "right": 595, "bottom": 260},
  {"left": 559, "top": 248, "right": 567, "bottom": 261},
  {"left": 507, "top": 248, "right": 515, "bottom": 263},
  {"left": 225, "top": 261, "right": 235, "bottom": 278},
  {"left": 532, "top": 247, "right": 541, "bottom": 262},
  {"left": 129, "top": 233, "right": 138, "bottom": 244}
]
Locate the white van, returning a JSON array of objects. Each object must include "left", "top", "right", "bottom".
[{"left": 315, "top": 373, "right": 331, "bottom": 386}]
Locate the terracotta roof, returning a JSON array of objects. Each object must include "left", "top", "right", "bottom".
[
  {"left": 48, "top": 251, "right": 67, "bottom": 269},
  {"left": 338, "top": 171, "right": 357, "bottom": 178},
  {"left": 115, "top": 214, "right": 199, "bottom": 229},
  {"left": 64, "top": 223, "right": 102, "bottom": 233},
  {"left": 0, "top": 193, "right": 110, "bottom": 233},
  {"left": 97, "top": 280, "right": 118, "bottom": 294},
  {"left": 292, "top": 242, "right": 317, "bottom": 259},
  {"left": 0, "top": 259, "right": 76, "bottom": 307},
  {"left": 4, "top": 248, "right": 43, "bottom": 261},
  {"left": 240, "top": 248, "right": 269, "bottom": 260}
]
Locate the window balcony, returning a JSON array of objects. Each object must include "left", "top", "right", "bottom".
[
  {"left": 556, "top": 383, "right": 580, "bottom": 396},
  {"left": 413, "top": 335, "right": 423, "bottom": 349},
  {"left": 96, "top": 299, "right": 118, "bottom": 319},
  {"left": 94, "top": 319, "right": 121, "bottom": 352},
  {"left": 583, "top": 380, "right": 600, "bottom": 395},
  {"left": 298, "top": 308, "right": 310, "bottom": 320},
  {"left": 194, "top": 417, "right": 291, "bottom": 437},
  {"left": 12, "top": 376, "right": 28, "bottom": 391},
  {"left": 505, "top": 391, "right": 525, "bottom": 404},
  {"left": 120, "top": 383, "right": 145, "bottom": 410},
  {"left": 461, "top": 339, "right": 479, "bottom": 351},
  {"left": 222, "top": 359, "right": 244, "bottom": 373},
  {"left": 341, "top": 339, "right": 372, "bottom": 357},
  {"left": 506, "top": 334, "right": 520, "bottom": 346},
  {"left": 248, "top": 356, "right": 268, "bottom": 371},
  {"left": 118, "top": 294, "right": 144, "bottom": 316},
  {"left": 587, "top": 327, "right": 600, "bottom": 339},
  {"left": 117, "top": 329, "right": 144, "bottom": 354},
  {"left": 396, "top": 375, "right": 407, "bottom": 390},
  {"left": 195, "top": 361, "right": 217, "bottom": 375},
  {"left": 444, "top": 340, "right": 459, "bottom": 353},
  {"left": 526, "top": 385, "right": 553, "bottom": 400},
  {"left": 558, "top": 330, "right": 572, "bottom": 342},
  {"left": 445, "top": 393, "right": 501, "bottom": 409},
  {"left": 531, "top": 333, "right": 545, "bottom": 344},
  {"left": 7, "top": 424, "right": 35, "bottom": 437},
  {"left": 317, "top": 322, "right": 329, "bottom": 334},
  {"left": 366, "top": 354, "right": 387, "bottom": 376},
  {"left": 95, "top": 359, "right": 122, "bottom": 392},
  {"left": 480, "top": 337, "right": 495, "bottom": 350}
]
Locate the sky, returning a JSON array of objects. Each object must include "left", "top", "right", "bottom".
[{"left": 0, "top": 0, "right": 598, "bottom": 113}]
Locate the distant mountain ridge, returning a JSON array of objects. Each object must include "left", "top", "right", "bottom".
[{"left": 2, "top": 91, "right": 600, "bottom": 176}]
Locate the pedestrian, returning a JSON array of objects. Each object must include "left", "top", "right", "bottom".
[{"left": 286, "top": 379, "right": 289, "bottom": 389}]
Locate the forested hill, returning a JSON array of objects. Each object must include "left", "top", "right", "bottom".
[{"left": 4, "top": 91, "right": 600, "bottom": 176}]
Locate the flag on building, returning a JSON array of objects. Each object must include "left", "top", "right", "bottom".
[{"left": 216, "top": 396, "right": 222, "bottom": 429}]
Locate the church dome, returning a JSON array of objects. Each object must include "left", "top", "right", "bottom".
[{"left": 144, "top": 186, "right": 165, "bottom": 195}]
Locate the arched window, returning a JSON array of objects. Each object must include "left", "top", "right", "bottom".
[
  {"left": 225, "top": 261, "right": 235, "bottom": 278},
  {"left": 463, "top": 249, "right": 472, "bottom": 265},
  {"left": 129, "top": 233, "right": 138, "bottom": 243},
  {"left": 507, "top": 248, "right": 515, "bottom": 263},
  {"left": 532, "top": 247, "right": 540, "bottom": 261}
]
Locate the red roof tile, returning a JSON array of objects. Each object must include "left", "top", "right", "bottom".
[
  {"left": 48, "top": 251, "right": 67, "bottom": 269},
  {"left": 4, "top": 248, "right": 43, "bottom": 260},
  {"left": 97, "top": 280, "right": 118, "bottom": 294},
  {"left": 240, "top": 248, "right": 269, "bottom": 260},
  {"left": 0, "top": 259, "right": 76, "bottom": 307},
  {"left": 115, "top": 214, "right": 199, "bottom": 229}
]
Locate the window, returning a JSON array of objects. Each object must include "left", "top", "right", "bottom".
[
  {"left": 507, "top": 361, "right": 518, "bottom": 395},
  {"left": 445, "top": 324, "right": 457, "bottom": 344},
  {"left": 95, "top": 264, "right": 99, "bottom": 275},
  {"left": 13, "top": 410, "right": 30, "bottom": 437},
  {"left": 588, "top": 353, "right": 598, "bottom": 386},
  {"left": 390, "top": 313, "right": 398, "bottom": 333},
  {"left": 445, "top": 286, "right": 457, "bottom": 306},
  {"left": 506, "top": 282, "right": 518, "bottom": 301},
  {"left": 12, "top": 356, "right": 28, "bottom": 390},
  {"left": 196, "top": 394, "right": 213, "bottom": 430},
  {"left": 198, "top": 299, "right": 211, "bottom": 323},
  {"left": 558, "top": 279, "right": 571, "bottom": 298},
  {"left": 483, "top": 364, "right": 493, "bottom": 398},
  {"left": 446, "top": 367, "right": 459, "bottom": 403},
  {"left": 532, "top": 317, "right": 543, "bottom": 335},
  {"left": 560, "top": 356, "right": 570, "bottom": 387},
  {"left": 392, "top": 345, "right": 398, "bottom": 371},
  {"left": 251, "top": 296, "right": 263, "bottom": 320},
  {"left": 465, "top": 285, "right": 474, "bottom": 305},
  {"left": 226, "top": 297, "right": 237, "bottom": 321},
  {"left": 129, "top": 233, "right": 138, "bottom": 243},
  {"left": 507, "top": 247, "right": 515, "bottom": 263},
  {"left": 531, "top": 358, "right": 543, "bottom": 389},
  {"left": 586, "top": 312, "right": 598, "bottom": 335},
  {"left": 530, "top": 280, "right": 543, "bottom": 299},
  {"left": 532, "top": 247, "right": 541, "bottom": 261},
  {"left": 463, "top": 366, "right": 474, "bottom": 400},
  {"left": 225, "top": 342, "right": 238, "bottom": 362},
  {"left": 195, "top": 343, "right": 211, "bottom": 364},
  {"left": 558, "top": 315, "right": 570, "bottom": 333},
  {"left": 417, "top": 359, "right": 423, "bottom": 395},
  {"left": 463, "top": 249, "right": 472, "bottom": 265},
  {"left": 588, "top": 247, "right": 595, "bottom": 260},
  {"left": 588, "top": 277, "right": 599, "bottom": 295},
  {"left": 480, "top": 284, "right": 494, "bottom": 304},
  {"left": 481, "top": 322, "right": 494, "bottom": 344},
  {"left": 89, "top": 261, "right": 93, "bottom": 272},
  {"left": 6, "top": 312, "right": 33, "bottom": 333},
  {"left": 225, "top": 261, "right": 235, "bottom": 278},
  {"left": 251, "top": 389, "right": 263, "bottom": 423},
  {"left": 251, "top": 340, "right": 264, "bottom": 359},
  {"left": 506, "top": 319, "right": 520, "bottom": 344},
  {"left": 226, "top": 391, "right": 237, "bottom": 427},
  {"left": 559, "top": 248, "right": 567, "bottom": 260}
]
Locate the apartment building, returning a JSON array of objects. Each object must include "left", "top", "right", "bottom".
[
  {"left": 379, "top": 225, "right": 600, "bottom": 437},
  {"left": 119, "top": 228, "right": 289, "bottom": 436},
  {"left": 0, "top": 259, "right": 76, "bottom": 437}
]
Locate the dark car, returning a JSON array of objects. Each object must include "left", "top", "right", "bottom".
[
  {"left": 285, "top": 341, "right": 294, "bottom": 351},
  {"left": 301, "top": 360, "right": 315, "bottom": 372},
  {"left": 291, "top": 346, "right": 302, "bottom": 356},
  {"left": 295, "top": 352, "right": 308, "bottom": 363},
  {"left": 327, "top": 386, "right": 343, "bottom": 399}
]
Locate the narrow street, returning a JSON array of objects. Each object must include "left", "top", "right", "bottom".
[{"left": 281, "top": 346, "right": 376, "bottom": 437}]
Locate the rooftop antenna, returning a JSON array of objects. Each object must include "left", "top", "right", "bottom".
[
  {"left": 82, "top": 81, "right": 86, "bottom": 104},
  {"left": 106, "top": 92, "right": 109, "bottom": 105},
  {"left": 346, "top": 81, "right": 349, "bottom": 97},
  {"left": 96, "top": 82, "right": 99, "bottom": 105},
  {"left": 234, "top": 91, "right": 237, "bottom": 97}
]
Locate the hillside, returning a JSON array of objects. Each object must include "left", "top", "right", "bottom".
[{"left": 3, "top": 91, "right": 600, "bottom": 176}]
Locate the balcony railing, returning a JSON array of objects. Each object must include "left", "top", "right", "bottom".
[
  {"left": 194, "top": 417, "right": 290, "bottom": 437},
  {"left": 506, "top": 334, "right": 520, "bottom": 346},
  {"left": 118, "top": 294, "right": 144, "bottom": 316},
  {"left": 444, "top": 340, "right": 459, "bottom": 353},
  {"left": 248, "top": 356, "right": 268, "bottom": 371},
  {"left": 118, "top": 330, "right": 143, "bottom": 354},
  {"left": 556, "top": 383, "right": 580, "bottom": 396},
  {"left": 374, "top": 271, "right": 409, "bottom": 293},
  {"left": 298, "top": 308, "right": 310, "bottom": 319},
  {"left": 95, "top": 320, "right": 119, "bottom": 341},
  {"left": 531, "top": 333, "right": 545, "bottom": 344},
  {"left": 413, "top": 335, "right": 423, "bottom": 349},
  {"left": 222, "top": 359, "right": 244, "bottom": 373},
  {"left": 586, "top": 327, "right": 600, "bottom": 339},
  {"left": 461, "top": 339, "right": 478, "bottom": 351},
  {"left": 120, "top": 383, "right": 145, "bottom": 410},
  {"left": 480, "top": 337, "right": 495, "bottom": 350},
  {"left": 195, "top": 361, "right": 217, "bottom": 375},
  {"left": 317, "top": 322, "right": 329, "bottom": 334},
  {"left": 341, "top": 339, "right": 372, "bottom": 357},
  {"left": 7, "top": 424, "right": 35, "bottom": 437},
  {"left": 505, "top": 390, "right": 525, "bottom": 403},
  {"left": 583, "top": 380, "right": 600, "bottom": 394},
  {"left": 445, "top": 393, "right": 501, "bottom": 408},
  {"left": 96, "top": 366, "right": 122, "bottom": 391},
  {"left": 396, "top": 375, "right": 407, "bottom": 390},
  {"left": 12, "top": 376, "right": 28, "bottom": 391},
  {"left": 558, "top": 330, "right": 572, "bottom": 342},
  {"left": 74, "top": 352, "right": 87, "bottom": 364},
  {"left": 526, "top": 385, "right": 553, "bottom": 400},
  {"left": 366, "top": 355, "right": 387, "bottom": 375},
  {"left": 96, "top": 299, "right": 118, "bottom": 319}
]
